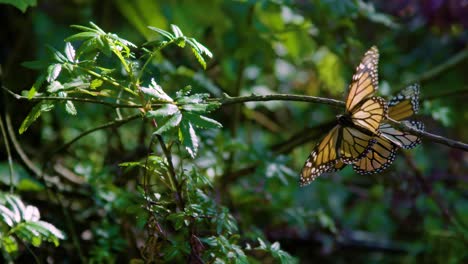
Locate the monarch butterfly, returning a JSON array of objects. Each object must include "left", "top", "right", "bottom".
[
  {"left": 300, "top": 46, "right": 387, "bottom": 186},
  {"left": 352, "top": 84, "right": 424, "bottom": 175}
]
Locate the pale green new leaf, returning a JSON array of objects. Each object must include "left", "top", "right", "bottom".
[{"left": 19, "top": 102, "right": 55, "bottom": 134}]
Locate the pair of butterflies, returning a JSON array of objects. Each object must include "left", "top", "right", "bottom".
[{"left": 300, "top": 46, "right": 424, "bottom": 186}]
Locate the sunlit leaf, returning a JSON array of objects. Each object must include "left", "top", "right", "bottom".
[{"left": 19, "top": 102, "right": 54, "bottom": 134}]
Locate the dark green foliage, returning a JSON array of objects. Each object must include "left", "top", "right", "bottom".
[{"left": 0, "top": 1, "right": 467, "bottom": 263}]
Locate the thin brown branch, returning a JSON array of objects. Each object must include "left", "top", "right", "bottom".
[
  {"left": 403, "top": 47, "right": 468, "bottom": 87},
  {"left": 387, "top": 118, "right": 468, "bottom": 151},
  {"left": 54, "top": 114, "right": 141, "bottom": 154},
  {"left": 220, "top": 93, "right": 345, "bottom": 108},
  {"left": 422, "top": 87, "right": 468, "bottom": 101},
  {"left": 155, "top": 134, "right": 185, "bottom": 210},
  {"left": 2, "top": 85, "right": 142, "bottom": 108}
]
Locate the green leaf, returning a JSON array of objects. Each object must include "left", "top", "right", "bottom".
[
  {"left": 0, "top": 0, "right": 37, "bottom": 13},
  {"left": 64, "top": 42, "right": 75, "bottom": 62},
  {"left": 148, "top": 26, "right": 175, "bottom": 40},
  {"left": 180, "top": 103, "right": 209, "bottom": 113},
  {"left": 65, "top": 101, "right": 77, "bottom": 115},
  {"left": 177, "top": 93, "right": 208, "bottom": 105},
  {"left": 1, "top": 235, "right": 18, "bottom": 253},
  {"left": 47, "top": 80, "right": 64, "bottom": 93},
  {"left": 90, "top": 79, "right": 103, "bottom": 89},
  {"left": 19, "top": 102, "right": 54, "bottom": 134},
  {"left": 21, "top": 60, "right": 49, "bottom": 70},
  {"left": 191, "top": 47, "right": 206, "bottom": 69},
  {"left": 179, "top": 120, "right": 198, "bottom": 158},
  {"left": 65, "top": 31, "right": 98, "bottom": 42},
  {"left": 171, "top": 24, "right": 184, "bottom": 38},
  {"left": 153, "top": 111, "right": 182, "bottom": 135},
  {"left": 167, "top": 212, "right": 185, "bottom": 230},
  {"left": 140, "top": 78, "right": 173, "bottom": 102},
  {"left": 147, "top": 104, "right": 179, "bottom": 118},
  {"left": 184, "top": 113, "right": 222, "bottom": 129},
  {"left": 47, "top": 63, "right": 62, "bottom": 83}
]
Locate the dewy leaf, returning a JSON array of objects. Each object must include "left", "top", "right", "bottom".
[
  {"left": 64, "top": 42, "right": 75, "bottom": 62},
  {"left": 19, "top": 102, "right": 54, "bottom": 134},
  {"left": 153, "top": 111, "right": 182, "bottom": 135},
  {"left": 147, "top": 104, "right": 179, "bottom": 118},
  {"left": 179, "top": 120, "right": 199, "bottom": 158},
  {"left": 46, "top": 63, "right": 62, "bottom": 83}
]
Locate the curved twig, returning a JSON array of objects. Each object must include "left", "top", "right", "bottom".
[
  {"left": 219, "top": 94, "right": 467, "bottom": 151},
  {"left": 220, "top": 93, "right": 345, "bottom": 108},
  {"left": 54, "top": 113, "right": 141, "bottom": 154},
  {"left": 403, "top": 47, "right": 468, "bottom": 87},
  {"left": 387, "top": 118, "right": 468, "bottom": 151}
]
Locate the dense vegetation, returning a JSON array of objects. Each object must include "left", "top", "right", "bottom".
[{"left": 0, "top": 1, "right": 467, "bottom": 263}]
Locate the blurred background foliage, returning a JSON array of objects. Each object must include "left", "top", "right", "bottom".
[{"left": 0, "top": 0, "right": 467, "bottom": 262}]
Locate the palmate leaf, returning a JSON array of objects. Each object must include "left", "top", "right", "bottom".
[{"left": 0, "top": 192, "right": 65, "bottom": 253}]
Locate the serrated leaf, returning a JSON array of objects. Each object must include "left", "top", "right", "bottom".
[
  {"left": 65, "top": 31, "right": 98, "bottom": 42},
  {"left": 180, "top": 103, "right": 210, "bottom": 113},
  {"left": 97, "top": 35, "right": 112, "bottom": 56},
  {"left": 65, "top": 101, "right": 77, "bottom": 115},
  {"left": 171, "top": 24, "right": 184, "bottom": 38},
  {"left": 21, "top": 60, "right": 49, "bottom": 70},
  {"left": 0, "top": 204, "right": 15, "bottom": 226},
  {"left": 46, "top": 63, "right": 62, "bottom": 83},
  {"left": 29, "top": 74, "right": 46, "bottom": 96},
  {"left": 176, "top": 93, "right": 208, "bottom": 104},
  {"left": 191, "top": 47, "right": 206, "bottom": 69},
  {"left": 47, "top": 81, "right": 64, "bottom": 93},
  {"left": 24, "top": 205, "right": 40, "bottom": 221},
  {"left": 140, "top": 79, "right": 173, "bottom": 102},
  {"left": 19, "top": 102, "right": 54, "bottom": 134},
  {"left": 2, "top": 235, "right": 18, "bottom": 253},
  {"left": 90, "top": 79, "right": 103, "bottom": 89},
  {"left": 148, "top": 26, "right": 175, "bottom": 40},
  {"left": 48, "top": 46, "right": 68, "bottom": 63},
  {"left": 179, "top": 120, "right": 198, "bottom": 158},
  {"left": 147, "top": 104, "right": 179, "bottom": 118},
  {"left": 184, "top": 113, "right": 222, "bottom": 129},
  {"left": 64, "top": 42, "right": 75, "bottom": 62},
  {"left": 153, "top": 111, "right": 182, "bottom": 135}
]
